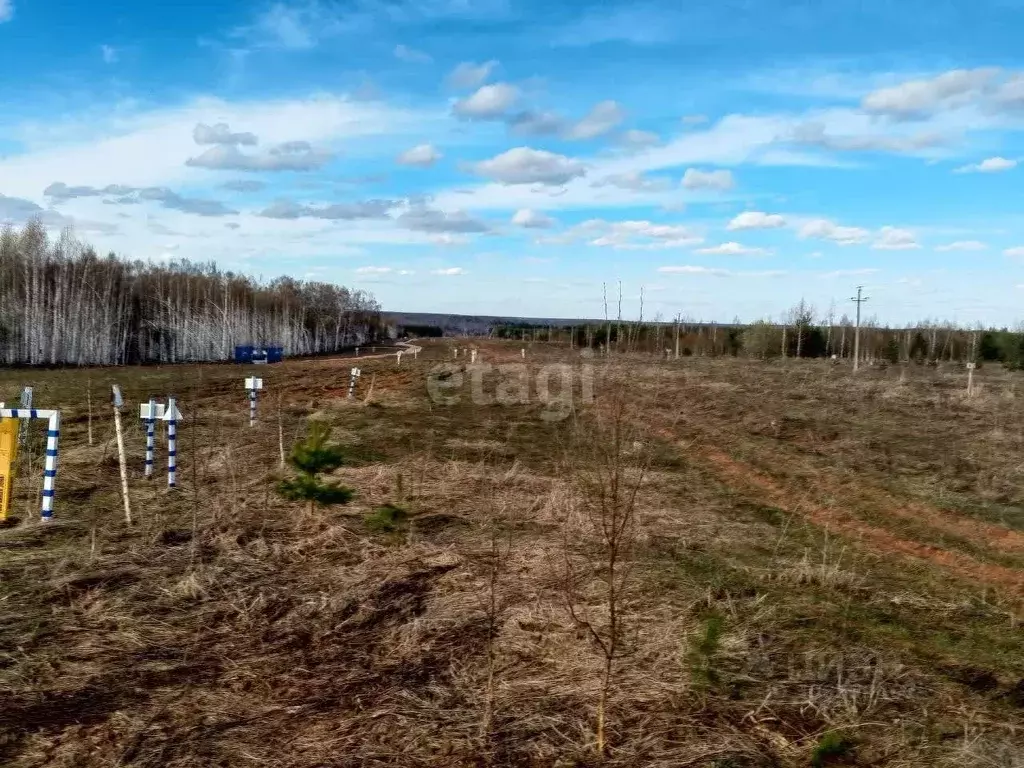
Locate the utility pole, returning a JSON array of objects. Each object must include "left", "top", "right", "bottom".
[{"left": 850, "top": 285, "right": 870, "bottom": 372}]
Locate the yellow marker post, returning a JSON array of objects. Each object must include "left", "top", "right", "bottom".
[{"left": 0, "top": 418, "right": 19, "bottom": 519}]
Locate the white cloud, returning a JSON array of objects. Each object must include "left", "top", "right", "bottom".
[
  {"left": 506, "top": 110, "right": 566, "bottom": 136},
  {"left": 619, "top": 129, "right": 661, "bottom": 149},
  {"left": 356, "top": 266, "right": 394, "bottom": 274},
  {"left": 447, "top": 60, "right": 497, "bottom": 89},
  {"left": 471, "top": 147, "right": 586, "bottom": 185},
  {"left": 550, "top": 218, "right": 702, "bottom": 250},
  {"left": 397, "top": 206, "right": 491, "bottom": 233},
  {"left": 592, "top": 170, "right": 671, "bottom": 192},
  {"left": 511, "top": 208, "right": 555, "bottom": 228},
  {"left": 565, "top": 100, "right": 626, "bottom": 140},
  {"left": 101, "top": 45, "right": 118, "bottom": 64},
  {"left": 1005, "top": 246, "right": 1024, "bottom": 258},
  {"left": 935, "top": 240, "right": 987, "bottom": 252},
  {"left": 790, "top": 121, "right": 944, "bottom": 153},
  {"left": 681, "top": 168, "right": 734, "bottom": 191},
  {"left": 682, "top": 114, "right": 709, "bottom": 126},
  {"left": 727, "top": 211, "right": 785, "bottom": 230},
  {"left": 861, "top": 68, "right": 999, "bottom": 119},
  {"left": 873, "top": 226, "right": 920, "bottom": 251},
  {"left": 193, "top": 122, "right": 258, "bottom": 146},
  {"left": 432, "top": 267, "right": 467, "bottom": 276},
  {"left": 695, "top": 242, "right": 767, "bottom": 255},
  {"left": 0, "top": 0, "right": 13, "bottom": 23},
  {"left": 394, "top": 44, "right": 432, "bottom": 64},
  {"left": 397, "top": 143, "right": 442, "bottom": 167},
  {"left": 187, "top": 142, "right": 333, "bottom": 172},
  {"left": 452, "top": 83, "right": 519, "bottom": 119},
  {"left": 0, "top": 95, "right": 425, "bottom": 200},
  {"left": 798, "top": 218, "right": 870, "bottom": 246},
  {"left": 953, "top": 156, "right": 1018, "bottom": 173}
]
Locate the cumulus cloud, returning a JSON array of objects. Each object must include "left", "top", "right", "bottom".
[
  {"left": 452, "top": 83, "right": 519, "bottom": 119},
  {"left": 619, "top": 129, "right": 660, "bottom": 149},
  {"left": 432, "top": 267, "right": 467, "bottom": 276},
  {"left": 193, "top": 122, "right": 259, "bottom": 146},
  {"left": 471, "top": 147, "right": 587, "bottom": 185},
  {"left": 681, "top": 168, "right": 735, "bottom": 191},
  {"left": 872, "top": 226, "right": 920, "bottom": 250},
  {"left": 798, "top": 218, "right": 870, "bottom": 245},
  {"left": 552, "top": 219, "right": 702, "bottom": 250},
  {"left": 397, "top": 143, "right": 442, "bottom": 168},
  {"left": 511, "top": 208, "right": 555, "bottom": 228},
  {"left": 1004, "top": 246, "right": 1024, "bottom": 258},
  {"left": 565, "top": 100, "right": 626, "bottom": 141},
  {"left": 394, "top": 44, "right": 432, "bottom": 64},
  {"left": 397, "top": 206, "right": 490, "bottom": 233},
  {"left": 727, "top": 211, "right": 785, "bottom": 230},
  {"left": 259, "top": 198, "right": 395, "bottom": 220},
  {"left": 506, "top": 110, "right": 566, "bottom": 137},
  {"left": 44, "top": 182, "right": 236, "bottom": 216},
  {"left": 935, "top": 240, "right": 987, "bottom": 251},
  {"left": 186, "top": 142, "right": 333, "bottom": 171},
  {"left": 447, "top": 60, "right": 497, "bottom": 89},
  {"left": 953, "top": 156, "right": 1018, "bottom": 173},
  {"left": 0, "top": 193, "right": 52, "bottom": 224},
  {"left": 0, "top": 0, "right": 12, "bottom": 23},
  {"left": 791, "top": 121, "right": 944, "bottom": 153},
  {"left": 860, "top": 68, "right": 999, "bottom": 119},
  {"left": 695, "top": 242, "right": 767, "bottom": 255},
  {"left": 591, "top": 171, "right": 671, "bottom": 192}
]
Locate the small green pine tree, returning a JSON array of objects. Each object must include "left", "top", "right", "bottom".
[{"left": 277, "top": 421, "right": 355, "bottom": 513}]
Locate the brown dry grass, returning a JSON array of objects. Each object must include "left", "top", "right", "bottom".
[{"left": 0, "top": 344, "right": 1022, "bottom": 766}]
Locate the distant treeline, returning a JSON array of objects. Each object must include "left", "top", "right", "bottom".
[
  {"left": 494, "top": 303, "right": 1024, "bottom": 367},
  {"left": 0, "top": 222, "right": 384, "bottom": 366},
  {"left": 398, "top": 324, "right": 444, "bottom": 338}
]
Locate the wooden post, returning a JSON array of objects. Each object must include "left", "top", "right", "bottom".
[{"left": 111, "top": 386, "right": 132, "bottom": 524}]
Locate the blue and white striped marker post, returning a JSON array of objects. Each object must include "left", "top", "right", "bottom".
[
  {"left": 145, "top": 399, "right": 155, "bottom": 478},
  {"left": 245, "top": 377, "right": 263, "bottom": 427},
  {"left": 139, "top": 400, "right": 165, "bottom": 479},
  {"left": 0, "top": 407, "right": 60, "bottom": 522},
  {"left": 164, "top": 397, "right": 180, "bottom": 489}
]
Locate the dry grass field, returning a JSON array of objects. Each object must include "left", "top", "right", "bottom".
[{"left": 1, "top": 340, "right": 1022, "bottom": 767}]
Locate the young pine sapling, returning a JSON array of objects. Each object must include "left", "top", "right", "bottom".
[{"left": 277, "top": 421, "right": 355, "bottom": 515}]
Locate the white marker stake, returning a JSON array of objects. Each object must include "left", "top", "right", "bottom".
[
  {"left": 471, "top": 349, "right": 477, "bottom": 364},
  {"left": 521, "top": 348, "right": 526, "bottom": 359},
  {"left": 164, "top": 397, "right": 180, "bottom": 489},
  {"left": 144, "top": 399, "right": 156, "bottom": 478},
  {"left": 413, "top": 349, "right": 419, "bottom": 360},
  {"left": 967, "top": 362, "right": 976, "bottom": 396},
  {"left": 347, "top": 367, "right": 361, "bottom": 399},
  {"left": 245, "top": 377, "right": 263, "bottom": 427},
  {"left": 111, "top": 386, "right": 132, "bottom": 524},
  {"left": 355, "top": 347, "right": 360, "bottom": 357}
]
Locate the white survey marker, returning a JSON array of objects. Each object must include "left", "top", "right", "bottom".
[
  {"left": 245, "top": 377, "right": 264, "bottom": 390},
  {"left": 161, "top": 402, "right": 183, "bottom": 421},
  {"left": 139, "top": 402, "right": 166, "bottom": 419}
]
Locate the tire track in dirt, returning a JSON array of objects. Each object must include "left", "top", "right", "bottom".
[{"left": 697, "top": 444, "right": 1024, "bottom": 597}]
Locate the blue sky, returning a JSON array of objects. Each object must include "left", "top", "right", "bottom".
[{"left": 2, "top": 0, "right": 1024, "bottom": 325}]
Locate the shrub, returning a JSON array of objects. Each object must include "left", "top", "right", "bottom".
[
  {"left": 811, "top": 731, "right": 854, "bottom": 767},
  {"left": 364, "top": 503, "right": 409, "bottom": 532}
]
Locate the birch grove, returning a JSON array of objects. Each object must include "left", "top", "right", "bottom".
[{"left": 0, "top": 222, "right": 383, "bottom": 366}]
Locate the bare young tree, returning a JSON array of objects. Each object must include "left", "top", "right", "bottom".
[{"left": 560, "top": 390, "right": 650, "bottom": 757}]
